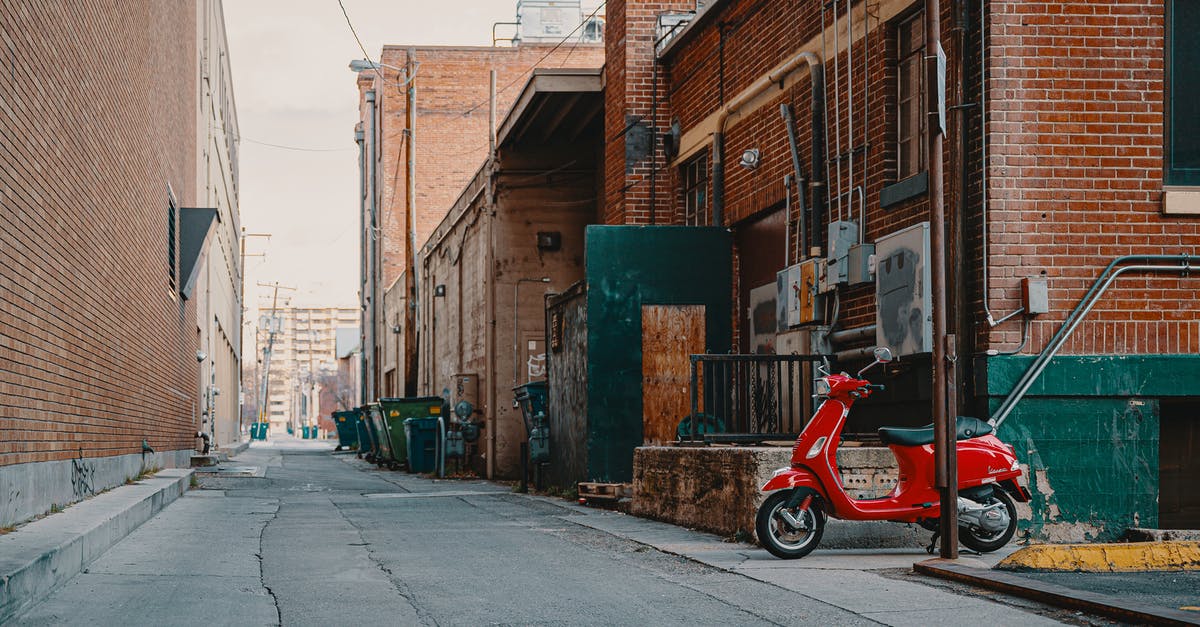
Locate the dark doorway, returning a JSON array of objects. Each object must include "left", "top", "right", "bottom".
[
  {"left": 733, "top": 209, "right": 785, "bottom": 354},
  {"left": 1160, "top": 400, "right": 1200, "bottom": 528}
]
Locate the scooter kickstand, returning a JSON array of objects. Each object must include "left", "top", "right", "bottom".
[{"left": 925, "top": 531, "right": 940, "bottom": 555}]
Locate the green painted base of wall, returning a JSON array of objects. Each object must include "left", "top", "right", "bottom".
[{"left": 980, "top": 354, "right": 1200, "bottom": 542}]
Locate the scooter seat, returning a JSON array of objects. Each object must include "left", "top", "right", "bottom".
[{"left": 877, "top": 416, "right": 994, "bottom": 447}]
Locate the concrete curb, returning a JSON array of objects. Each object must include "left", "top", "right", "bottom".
[
  {"left": 0, "top": 468, "right": 193, "bottom": 622},
  {"left": 996, "top": 541, "right": 1200, "bottom": 572},
  {"left": 914, "top": 559, "right": 1200, "bottom": 626},
  {"left": 219, "top": 440, "right": 251, "bottom": 459}
]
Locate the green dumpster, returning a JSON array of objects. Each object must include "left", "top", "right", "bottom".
[
  {"left": 365, "top": 403, "right": 396, "bottom": 467},
  {"left": 377, "top": 397, "right": 443, "bottom": 472},
  {"left": 333, "top": 410, "right": 359, "bottom": 451},
  {"left": 404, "top": 416, "right": 440, "bottom": 473}
]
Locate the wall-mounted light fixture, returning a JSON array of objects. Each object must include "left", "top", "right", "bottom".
[
  {"left": 738, "top": 148, "right": 761, "bottom": 170},
  {"left": 391, "top": 324, "right": 401, "bottom": 334},
  {"left": 434, "top": 284, "right": 447, "bottom": 297}
]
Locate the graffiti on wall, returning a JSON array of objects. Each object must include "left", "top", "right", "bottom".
[{"left": 71, "top": 448, "right": 95, "bottom": 498}]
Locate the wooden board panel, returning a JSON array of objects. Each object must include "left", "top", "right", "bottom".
[{"left": 642, "top": 305, "right": 706, "bottom": 445}]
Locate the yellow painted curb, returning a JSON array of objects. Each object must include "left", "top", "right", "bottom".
[{"left": 997, "top": 541, "right": 1200, "bottom": 572}]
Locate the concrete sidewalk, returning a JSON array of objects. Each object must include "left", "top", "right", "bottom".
[
  {"left": 0, "top": 468, "right": 193, "bottom": 622},
  {"left": 528, "top": 495, "right": 1076, "bottom": 626}
]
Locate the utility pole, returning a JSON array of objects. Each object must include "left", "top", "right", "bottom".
[
  {"left": 240, "top": 230, "right": 269, "bottom": 436},
  {"left": 257, "top": 282, "right": 295, "bottom": 434},
  {"left": 926, "top": 0, "right": 958, "bottom": 559}
]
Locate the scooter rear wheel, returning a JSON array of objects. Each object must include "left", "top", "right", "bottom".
[
  {"left": 959, "top": 489, "right": 1018, "bottom": 553},
  {"left": 756, "top": 489, "right": 825, "bottom": 559}
]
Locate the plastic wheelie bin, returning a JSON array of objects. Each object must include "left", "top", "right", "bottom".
[
  {"left": 332, "top": 410, "right": 359, "bottom": 451},
  {"left": 377, "top": 397, "right": 443, "bottom": 472},
  {"left": 514, "top": 381, "right": 550, "bottom": 463},
  {"left": 404, "top": 416, "right": 440, "bottom": 473},
  {"left": 359, "top": 404, "right": 383, "bottom": 462}
]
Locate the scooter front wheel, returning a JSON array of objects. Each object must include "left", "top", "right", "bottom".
[{"left": 756, "top": 489, "right": 825, "bottom": 559}]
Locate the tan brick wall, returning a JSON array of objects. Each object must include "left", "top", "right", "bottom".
[
  {"left": 357, "top": 44, "right": 605, "bottom": 289},
  {"left": 0, "top": 1, "right": 202, "bottom": 466}
]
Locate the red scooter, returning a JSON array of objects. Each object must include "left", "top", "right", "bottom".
[{"left": 755, "top": 347, "right": 1031, "bottom": 559}]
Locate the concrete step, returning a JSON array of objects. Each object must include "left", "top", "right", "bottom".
[{"left": 0, "top": 468, "right": 192, "bottom": 622}]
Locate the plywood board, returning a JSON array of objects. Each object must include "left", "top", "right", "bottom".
[{"left": 642, "top": 305, "right": 706, "bottom": 445}]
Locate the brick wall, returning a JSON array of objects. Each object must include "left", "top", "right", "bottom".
[
  {"left": 985, "top": 0, "right": 1200, "bottom": 355},
  {"left": 604, "top": 0, "right": 695, "bottom": 225},
  {"left": 649, "top": 0, "right": 1193, "bottom": 361},
  {"left": 0, "top": 1, "right": 201, "bottom": 466},
  {"left": 358, "top": 44, "right": 605, "bottom": 289}
]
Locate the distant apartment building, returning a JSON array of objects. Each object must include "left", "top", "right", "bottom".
[
  {"left": 0, "top": 1, "right": 239, "bottom": 527},
  {"left": 255, "top": 307, "right": 359, "bottom": 434},
  {"left": 352, "top": 0, "right": 605, "bottom": 407}
]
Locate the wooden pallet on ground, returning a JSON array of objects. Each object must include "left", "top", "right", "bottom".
[{"left": 577, "top": 482, "right": 632, "bottom": 503}]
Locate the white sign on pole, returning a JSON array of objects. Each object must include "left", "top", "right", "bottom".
[{"left": 936, "top": 42, "right": 947, "bottom": 137}]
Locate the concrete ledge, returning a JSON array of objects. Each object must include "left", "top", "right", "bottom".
[
  {"left": 631, "top": 445, "right": 926, "bottom": 548},
  {"left": 996, "top": 541, "right": 1200, "bottom": 572},
  {"left": 0, "top": 468, "right": 192, "bottom": 622},
  {"left": 915, "top": 559, "right": 1200, "bottom": 625},
  {"left": 218, "top": 439, "right": 251, "bottom": 460}
]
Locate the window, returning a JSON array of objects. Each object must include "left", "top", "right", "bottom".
[
  {"left": 1167, "top": 0, "right": 1200, "bottom": 185},
  {"left": 167, "top": 189, "right": 178, "bottom": 289},
  {"left": 896, "top": 12, "right": 925, "bottom": 180},
  {"left": 683, "top": 154, "right": 709, "bottom": 226}
]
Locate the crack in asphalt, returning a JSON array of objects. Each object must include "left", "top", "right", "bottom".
[
  {"left": 457, "top": 494, "right": 826, "bottom": 627},
  {"left": 255, "top": 499, "right": 283, "bottom": 626},
  {"left": 329, "top": 497, "right": 436, "bottom": 627}
]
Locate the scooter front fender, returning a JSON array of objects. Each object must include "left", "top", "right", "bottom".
[{"left": 761, "top": 467, "right": 823, "bottom": 493}]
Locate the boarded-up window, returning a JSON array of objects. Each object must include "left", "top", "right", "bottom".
[{"left": 641, "top": 304, "right": 706, "bottom": 445}]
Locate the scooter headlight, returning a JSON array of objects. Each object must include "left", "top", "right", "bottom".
[{"left": 814, "top": 377, "right": 831, "bottom": 396}]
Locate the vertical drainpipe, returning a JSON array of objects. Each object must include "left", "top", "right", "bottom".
[
  {"left": 405, "top": 48, "right": 419, "bottom": 396},
  {"left": 711, "top": 52, "right": 824, "bottom": 232},
  {"left": 355, "top": 125, "right": 366, "bottom": 405},
  {"left": 808, "top": 64, "right": 827, "bottom": 257},
  {"left": 485, "top": 69, "right": 498, "bottom": 480},
  {"left": 366, "top": 89, "right": 378, "bottom": 404}
]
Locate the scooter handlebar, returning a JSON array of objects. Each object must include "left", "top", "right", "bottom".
[{"left": 863, "top": 384, "right": 886, "bottom": 392}]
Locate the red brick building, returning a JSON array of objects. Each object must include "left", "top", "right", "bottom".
[
  {"left": 354, "top": 42, "right": 603, "bottom": 402},
  {"left": 0, "top": 1, "right": 210, "bottom": 526},
  {"left": 608, "top": 0, "right": 1199, "bottom": 537}
]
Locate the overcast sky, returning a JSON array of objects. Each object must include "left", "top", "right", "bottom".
[{"left": 225, "top": 1, "right": 599, "bottom": 332}]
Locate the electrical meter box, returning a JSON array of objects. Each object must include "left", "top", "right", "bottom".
[
  {"left": 848, "top": 243, "right": 875, "bottom": 285},
  {"left": 450, "top": 374, "right": 480, "bottom": 417},
  {"left": 776, "top": 260, "right": 823, "bottom": 328},
  {"left": 825, "top": 221, "right": 858, "bottom": 288},
  {"left": 875, "top": 222, "right": 932, "bottom": 357}
]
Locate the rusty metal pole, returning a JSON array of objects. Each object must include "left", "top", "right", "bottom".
[{"left": 926, "top": 0, "right": 958, "bottom": 559}]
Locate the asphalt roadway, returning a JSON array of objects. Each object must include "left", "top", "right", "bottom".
[{"left": 12, "top": 437, "right": 1088, "bottom": 626}]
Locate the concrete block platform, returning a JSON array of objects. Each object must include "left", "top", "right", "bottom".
[
  {"left": 0, "top": 468, "right": 193, "bottom": 622},
  {"left": 632, "top": 445, "right": 927, "bottom": 548}
]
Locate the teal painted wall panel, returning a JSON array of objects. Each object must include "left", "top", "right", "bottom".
[
  {"left": 584, "top": 226, "right": 732, "bottom": 482},
  {"left": 981, "top": 355, "right": 1185, "bottom": 540}
]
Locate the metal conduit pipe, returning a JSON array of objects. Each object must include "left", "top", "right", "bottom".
[
  {"left": 829, "top": 324, "right": 876, "bottom": 345},
  {"left": 991, "top": 255, "right": 1196, "bottom": 429},
  {"left": 834, "top": 345, "right": 877, "bottom": 362},
  {"left": 712, "top": 52, "right": 823, "bottom": 226}
]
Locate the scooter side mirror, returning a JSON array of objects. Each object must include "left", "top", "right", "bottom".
[{"left": 873, "top": 347, "right": 893, "bottom": 364}]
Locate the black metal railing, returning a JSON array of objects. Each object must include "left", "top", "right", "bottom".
[{"left": 684, "top": 354, "right": 829, "bottom": 444}]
